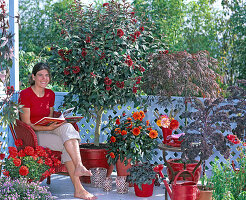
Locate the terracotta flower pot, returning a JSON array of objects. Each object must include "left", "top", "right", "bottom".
[
  {"left": 198, "top": 190, "right": 213, "bottom": 200},
  {"left": 116, "top": 157, "right": 132, "bottom": 176},
  {"left": 134, "top": 179, "right": 155, "bottom": 197},
  {"left": 166, "top": 159, "right": 202, "bottom": 183}
]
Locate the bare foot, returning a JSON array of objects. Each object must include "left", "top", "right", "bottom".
[
  {"left": 74, "top": 164, "right": 92, "bottom": 177},
  {"left": 74, "top": 190, "right": 97, "bottom": 200}
]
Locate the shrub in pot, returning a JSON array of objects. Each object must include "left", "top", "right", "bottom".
[
  {"left": 127, "top": 162, "right": 158, "bottom": 197},
  {"left": 49, "top": 0, "right": 163, "bottom": 147},
  {"left": 105, "top": 110, "right": 159, "bottom": 175}
]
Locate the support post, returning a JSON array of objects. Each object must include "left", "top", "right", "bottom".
[{"left": 9, "top": 0, "right": 19, "bottom": 91}]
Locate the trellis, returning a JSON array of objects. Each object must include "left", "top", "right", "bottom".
[{"left": 0, "top": 93, "right": 242, "bottom": 177}]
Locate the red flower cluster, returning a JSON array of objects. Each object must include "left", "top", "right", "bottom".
[
  {"left": 0, "top": 153, "right": 5, "bottom": 160},
  {"left": 125, "top": 55, "right": 133, "bottom": 67},
  {"left": 116, "top": 81, "right": 124, "bottom": 88},
  {"left": 58, "top": 49, "right": 71, "bottom": 62},
  {"left": 227, "top": 134, "right": 241, "bottom": 145},
  {"left": 159, "top": 50, "right": 169, "bottom": 54},
  {"left": 117, "top": 29, "right": 124, "bottom": 38},
  {"left": 103, "top": 3, "right": 109, "bottom": 7},
  {"left": 132, "top": 86, "right": 138, "bottom": 94},
  {"left": 100, "top": 52, "right": 106, "bottom": 60},
  {"left": 72, "top": 66, "right": 80, "bottom": 74},
  {"left": 104, "top": 77, "right": 112, "bottom": 85},
  {"left": 64, "top": 67, "right": 70, "bottom": 76},
  {"left": 169, "top": 120, "right": 179, "bottom": 130},
  {"left": 81, "top": 48, "right": 87, "bottom": 57},
  {"left": 6, "top": 86, "right": 14, "bottom": 95},
  {"left": 140, "top": 26, "right": 144, "bottom": 32},
  {"left": 85, "top": 36, "right": 91, "bottom": 43},
  {"left": 3, "top": 141, "right": 61, "bottom": 180}
]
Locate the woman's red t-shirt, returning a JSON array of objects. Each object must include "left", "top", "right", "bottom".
[{"left": 18, "top": 87, "right": 55, "bottom": 124}]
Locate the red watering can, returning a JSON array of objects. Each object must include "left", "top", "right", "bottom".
[{"left": 154, "top": 165, "right": 200, "bottom": 200}]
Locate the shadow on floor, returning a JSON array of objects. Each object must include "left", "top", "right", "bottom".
[{"left": 41, "top": 173, "right": 170, "bottom": 200}]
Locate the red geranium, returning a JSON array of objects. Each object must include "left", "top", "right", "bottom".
[
  {"left": 18, "top": 149, "right": 26, "bottom": 157},
  {"left": 110, "top": 136, "right": 116, "bottom": 143},
  {"left": 24, "top": 146, "right": 35, "bottom": 156},
  {"left": 134, "top": 31, "right": 141, "bottom": 37},
  {"left": 132, "top": 86, "right": 138, "bottom": 93},
  {"left": 140, "top": 26, "right": 144, "bottom": 32},
  {"left": 64, "top": 67, "right": 70, "bottom": 76},
  {"left": 85, "top": 36, "right": 90, "bottom": 43},
  {"left": 13, "top": 158, "right": 21, "bottom": 167},
  {"left": 110, "top": 152, "right": 115, "bottom": 158},
  {"left": 15, "top": 139, "right": 23, "bottom": 147},
  {"left": 8, "top": 147, "right": 18, "bottom": 158},
  {"left": 19, "top": 166, "right": 29, "bottom": 176},
  {"left": 45, "top": 158, "right": 53, "bottom": 167}
]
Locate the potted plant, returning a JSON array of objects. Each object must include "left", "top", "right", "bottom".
[
  {"left": 127, "top": 162, "right": 158, "bottom": 197},
  {"left": 105, "top": 110, "right": 159, "bottom": 175},
  {"left": 0, "top": 177, "right": 55, "bottom": 199},
  {"left": 209, "top": 144, "right": 246, "bottom": 200},
  {"left": 1, "top": 140, "right": 61, "bottom": 182},
  {"left": 48, "top": 0, "right": 162, "bottom": 183},
  {"left": 49, "top": 0, "right": 162, "bottom": 146}
]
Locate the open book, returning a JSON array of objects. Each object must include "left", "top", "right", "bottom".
[{"left": 34, "top": 107, "right": 83, "bottom": 126}]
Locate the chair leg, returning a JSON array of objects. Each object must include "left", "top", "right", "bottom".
[{"left": 46, "top": 176, "right": 51, "bottom": 185}]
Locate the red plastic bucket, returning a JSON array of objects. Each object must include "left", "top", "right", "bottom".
[{"left": 134, "top": 179, "right": 155, "bottom": 197}]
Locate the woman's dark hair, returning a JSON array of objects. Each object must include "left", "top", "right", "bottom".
[{"left": 29, "top": 63, "right": 51, "bottom": 86}]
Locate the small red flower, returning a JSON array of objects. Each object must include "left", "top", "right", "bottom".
[
  {"left": 117, "top": 29, "right": 124, "bottom": 38},
  {"left": 132, "top": 127, "right": 140, "bottom": 136},
  {"left": 64, "top": 67, "right": 70, "bottom": 75},
  {"left": 132, "top": 19, "right": 137, "bottom": 24},
  {"left": 18, "top": 149, "right": 26, "bottom": 157},
  {"left": 3, "top": 170, "right": 10, "bottom": 177},
  {"left": 116, "top": 118, "right": 120, "bottom": 125},
  {"left": 19, "top": 166, "right": 29, "bottom": 176},
  {"left": 72, "top": 66, "right": 80, "bottom": 74},
  {"left": 0, "top": 153, "right": 5, "bottom": 160},
  {"left": 13, "top": 158, "right": 22, "bottom": 167},
  {"left": 116, "top": 81, "right": 124, "bottom": 88},
  {"left": 132, "top": 86, "right": 138, "bottom": 93},
  {"left": 37, "top": 159, "right": 43, "bottom": 164},
  {"left": 110, "top": 152, "right": 115, "bottom": 158},
  {"left": 15, "top": 139, "right": 23, "bottom": 147},
  {"left": 122, "top": 113, "right": 126, "bottom": 117},
  {"left": 94, "top": 47, "right": 99, "bottom": 50},
  {"left": 134, "top": 31, "right": 141, "bottom": 37},
  {"left": 130, "top": 12, "right": 135, "bottom": 17},
  {"left": 121, "top": 130, "right": 127, "bottom": 136},
  {"left": 104, "top": 77, "right": 112, "bottom": 85},
  {"left": 110, "top": 136, "right": 116, "bottom": 143},
  {"left": 45, "top": 158, "right": 53, "bottom": 167},
  {"left": 24, "top": 146, "right": 35, "bottom": 156},
  {"left": 169, "top": 120, "right": 179, "bottom": 130},
  {"left": 103, "top": 3, "right": 109, "bottom": 7},
  {"left": 136, "top": 77, "right": 141, "bottom": 84},
  {"left": 85, "top": 36, "right": 90, "bottom": 43},
  {"left": 140, "top": 26, "right": 144, "bottom": 32},
  {"left": 139, "top": 66, "right": 145, "bottom": 72},
  {"left": 81, "top": 49, "right": 87, "bottom": 57},
  {"left": 106, "top": 86, "right": 112, "bottom": 91},
  {"left": 100, "top": 52, "right": 106, "bottom": 60},
  {"left": 125, "top": 55, "right": 133, "bottom": 67},
  {"left": 8, "top": 147, "right": 18, "bottom": 158},
  {"left": 90, "top": 72, "right": 96, "bottom": 77}
]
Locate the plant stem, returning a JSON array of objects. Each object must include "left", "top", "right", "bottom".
[{"left": 94, "top": 106, "right": 104, "bottom": 146}]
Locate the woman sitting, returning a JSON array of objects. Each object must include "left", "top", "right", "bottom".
[{"left": 18, "top": 62, "right": 97, "bottom": 200}]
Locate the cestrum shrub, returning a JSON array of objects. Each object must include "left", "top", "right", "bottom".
[{"left": 49, "top": 0, "right": 162, "bottom": 145}]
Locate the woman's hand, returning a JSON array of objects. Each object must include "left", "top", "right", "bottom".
[{"left": 47, "top": 121, "right": 65, "bottom": 131}]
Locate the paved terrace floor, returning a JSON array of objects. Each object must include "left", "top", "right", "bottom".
[{"left": 41, "top": 172, "right": 170, "bottom": 200}]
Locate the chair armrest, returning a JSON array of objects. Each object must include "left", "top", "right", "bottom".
[{"left": 13, "top": 119, "right": 39, "bottom": 148}]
